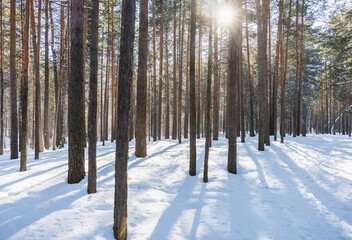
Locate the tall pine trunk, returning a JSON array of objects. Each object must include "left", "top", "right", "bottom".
[
  {"left": 135, "top": 0, "right": 148, "bottom": 157},
  {"left": 189, "top": 0, "right": 197, "bottom": 177},
  {"left": 113, "top": 0, "right": 136, "bottom": 239},
  {"left": 172, "top": 0, "right": 177, "bottom": 140},
  {"left": 87, "top": 0, "right": 99, "bottom": 194},
  {"left": 10, "top": 0, "right": 18, "bottom": 159},
  {"left": 20, "top": 0, "right": 30, "bottom": 171},
  {"left": 68, "top": 0, "right": 85, "bottom": 184}
]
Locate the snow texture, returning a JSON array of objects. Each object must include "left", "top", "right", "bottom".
[{"left": 0, "top": 134, "right": 351, "bottom": 240}]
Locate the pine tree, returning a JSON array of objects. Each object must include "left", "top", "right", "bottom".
[
  {"left": 68, "top": 0, "right": 85, "bottom": 184},
  {"left": 113, "top": 0, "right": 136, "bottom": 239},
  {"left": 135, "top": 0, "right": 148, "bottom": 157}
]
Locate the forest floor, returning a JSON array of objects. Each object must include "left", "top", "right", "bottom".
[{"left": 0, "top": 134, "right": 351, "bottom": 240}]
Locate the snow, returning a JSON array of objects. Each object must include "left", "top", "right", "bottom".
[{"left": 0, "top": 134, "right": 352, "bottom": 240}]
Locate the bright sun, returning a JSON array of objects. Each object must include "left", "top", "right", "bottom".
[{"left": 217, "top": 7, "right": 234, "bottom": 26}]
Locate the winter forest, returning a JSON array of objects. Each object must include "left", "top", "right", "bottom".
[{"left": 0, "top": 0, "right": 351, "bottom": 239}]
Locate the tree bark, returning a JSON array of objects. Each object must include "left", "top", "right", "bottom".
[
  {"left": 228, "top": 0, "right": 240, "bottom": 174},
  {"left": 158, "top": 0, "right": 164, "bottom": 140},
  {"left": 164, "top": 26, "right": 170, "bottom": 139},
  {"left": 0, "top": 0, "right": 4, "bottom": 155},
  {"left": 113, "top": 1, "right": 136, "bottom": 239},
  {"left": 272, "top": 0, "right": 284, "bottom": 141},
  {"left": 189, "top": 0, "right": 197, "bottom": 177},
  {"left": 152, "top": 0, "right": 157, "bottom": 141},
  {"left": 213, "top": 1, "right": 220, "bottom": 141},
  {"left": 197, "top": 12, "right": 202, "bottom": 139},
  {"left": 87, "top": 0, "right": 99, "bottom": 194},
  {"left": 178, "top": 0, "right": 186, "bottom": 143},
  {"left": 172, "top": 0, "right": 177, "bottom": 140},
  {"left": 204, "top": 1, "right": 212, "bottom": 182},
  {"left": 43, "top": 0, "right": 50, "bottom": 149},
  {"left": 68, "top": 0, "right": 85, "bottom": 184},
  {"left": 20, "top": 0, "right": 30, "bottom": 171},
  {"left": 245, "top": 0, "right": 255, "bottom": 137},
  {"left": 10, "top": 0, "right": 18, "bottom": 159},
  {"left": 135, "top": 0, "right": 148, "bottom": 157}
]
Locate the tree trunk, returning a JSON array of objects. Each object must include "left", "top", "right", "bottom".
[
  {"left": 272, "top": 0, "right": 284, "bottom": 141},
  {"left": 164, "top": 25, "right": 170, "bottom": 139},
  {"left": 158, "top": 0, "right": 164, "bottom": 140},
  {"left": 87, "top": 0, "right": 99, "bottom": 194},
  {"left": 113, "top": 1, "right": 136, "bottom": 239},
  {"left": 297, "top": 0, "right": 304, "bottom": 135},
  {"left": 256, "top": 0, "right": 269, "bottom": 150},
  {"left": 204, "top": 2, "right": 212, "bottom": 182},
  {"left": 280, "top": 0, "right": 292, "bottom": 143},
  {"left": 44, "top": 0, "right": 50, "bottom": 149},
  {"left": 30, "top": 0, "right": 41, "bottom": 159},
  {"left": 197, "top": 12, "right": 202, "bottom": 139},
  {"left": 228, "top": 0, "right": 240, "bottom": 174},
  {"left": 68, "top": 0, "right": 85, "bottom": 184},
  {"left": 0, "top": 0, "right": 4, "bottom": 155},
  {"left": 184, "top": 25, "right": 190, "bottom": 139},
  {"left": 213, "top": 1, "right": 220, "bottom": 141},
  {"left": 293, "top": 0, "right": 299, "bottom": 137},
  {"left": 178, "top": 0, "right": 186, "bottom": 143},
  {"left": 20, "top": 0, "right": 30, "bottom": 171},
  {"left": 49, "top": 1, "right": 59, "bottom": 150},
  {"left": 152, "top": 0, "right": 157, "bottom": 141},
  {"left": 135, "top": 0, "right": 148, "bottom": 157},
  {"left": 10, "top": 0, "right": 18, "bottom": 159},
  {"left": 189, "top": 0, "right": 197, "bottom": 177},
  {"left": 245, "top": 0, "right": 255, "bottom": 137},
  {"left": 172, "top": 0, "right": 177, "bottom": 140}
]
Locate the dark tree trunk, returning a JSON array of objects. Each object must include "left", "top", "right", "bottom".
[
  {"left": 30, "top": 0, "right": 41, "bottom": 159},
  {"left": 228, "top": 0, "right": 240, "bottom": 174},
  {"left": 204, "top": 2, "right": 212, "bottom": 182},
  {"left": 20, "top": 0, "right": 30, "bottom": 171},
  {"left": 113, "top": 0, "right": 136, "bottom": 239},
  {"left": 273, "top": 0, "right": 284, "bottom": 141},
  {"left": 245, "top": 0, "right": 255, "bottom": 137},
  {"left": 280, "top": 0, "right": 292, "bottom": 143},
  {"left": 87, "top": 0, "right": 99, "bottom": 194},
  {"left": 197, "top": 14, "right": 202, "bottom": 139},
  {"left": 0, "top": 0, "right": 4, "bottom": 155},
  {"left": 172, "top": 0, "right": 177, "bottom": 140},
  {"left": 256, "top": 0, "right": 269, "bottom": 150},
  {"left": 165, "top": 26, "right": 170, "bottom": 139},
  {"left": 178, "top": 0, "right": 186, "bottom": 143},
  {"left": 189, "top": 0, "right": 197, "bottom": 177},
  {"left": 135, "top": 0, "right": 148, "bottom": 157},
  {"left": 44, "top": 0, "right": 50, "bottom": 149},
  {"left": 10, "top": 0, "right": 18, "bottom": 159},
  {"left": 213, "top": 1, "right": 219, "bottom": 141},
  {"left": 302, "top": 102, "right": 307, "bottom": 136},
  {"left": 152, "top": 0, "right": 157, "bottom": 141},
  {"left": 49, "top": 1, "right": 59, "bottom": 150},
  {"left": 184, "top": 25, "right": 190, "bottom": 139},
  {"left": 158, "top": 0, "right": 164, "bottom": 140},
  {"left": 297, "top": 0, "right": 304, "bottom": 135},
  {"left": 68, "top": 0, "right": 85, "bottom": 184}
]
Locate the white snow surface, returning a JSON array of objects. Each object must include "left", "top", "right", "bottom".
[{"left": 0, "top": 134, "right": 352, "bottom": 240}]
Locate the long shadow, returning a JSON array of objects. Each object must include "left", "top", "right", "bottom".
[
  {"left": 271, "top": 144, "right": 352, "bottom": 233},
  {"left": 0, "top": 180, "right": 88, "bottom": 239},
  {"left": 0, "top": 162, "right": 68, "bottom": 189},
  {"left": 188, "top": 183, "right": 206, "bottom": 239},
  {"left": 148, "top": 145, "right": 205, "bottom": 240}
]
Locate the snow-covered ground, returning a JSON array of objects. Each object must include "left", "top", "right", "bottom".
[{"left": 0, "top": 134, "right": 351, "bottom": 240}]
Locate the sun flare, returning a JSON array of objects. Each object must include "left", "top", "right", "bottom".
[{"left": 217, "top": 7, "right": 234, "bottom": 26}]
